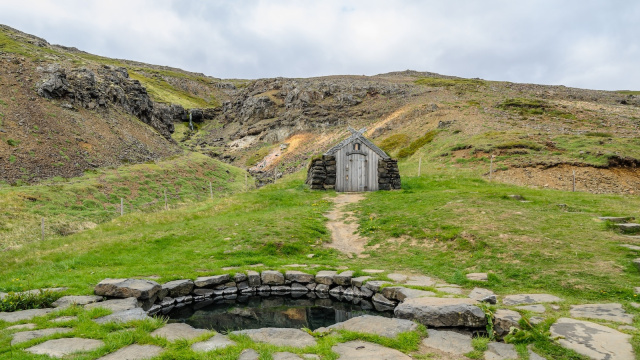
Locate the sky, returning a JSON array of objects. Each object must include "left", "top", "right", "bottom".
[{"left": 0, "top": 0, "right": 638, "bottom": 91}]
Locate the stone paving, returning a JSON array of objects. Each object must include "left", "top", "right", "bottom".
[
  {"left": 97, "top": 344, "right": 163, "bottom": 360},
  {"left": 332, "top": 340, "right": 412, "bottom": 359},
  {"left": 25, "top": 338, "right": 104, "bottom": 358},
  {"left": 550, "top": 318, "right": 634, "bottom": 360}
]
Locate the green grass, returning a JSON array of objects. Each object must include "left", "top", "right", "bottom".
[
  {"left": 245, "top": 144, "right": 275, "bottom": 167},
  {"left": 377, "top": 134, "right": 410, "bottom": 154},
  {"left": 497, "top": 98, "right": 576, "bottom": 119},
  {"left": 0, "top": 153, "right": 248, "bottom": 252},
  {"left": 129, "top": 71, "right": 217, "bottom": 109},
  {"left": 397, "top": 131, "right": 438, "bottom": 159},
  {"left": 415, "top": 77, "right": 486, "bottom": 88},
  {"left": 617, "top": 90, "right": 640, "bottom": 95}
]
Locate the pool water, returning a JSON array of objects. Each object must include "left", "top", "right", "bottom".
[{"left": 167, "top": 295, "right": 393, "bottom": 332}]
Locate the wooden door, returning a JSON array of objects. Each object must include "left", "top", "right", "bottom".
[{"left": 346, "top": 153, "right": 368, "bottom": 192}]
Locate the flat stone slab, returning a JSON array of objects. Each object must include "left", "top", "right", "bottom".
[
  {"left": 362, "top": 269, "right": 385, "bottom": 274},
  {"left": 469, "top": 287, "right": 497, "bottom": 303},
  {"left": 570, "top": 303, "right": 633, "bottom": 324},
  {"left": 151, "top": 323, "right": 208, "bottom": 341},
  {"left": 332, "top": 340, "right": 411, "bottom": 359},
  {"left": 50, "top": 316, "right": 78, "bottom": 323},
  {"left": 6, "top": 323, "right": 36, "bottom": 330},
  {"left": 232, "top": 327, "right": 317, "bottom": 348},
  {"left": 238, "top": 348, "right": 260, "bottom": 360},
  {"left": 422, "top": 329, "right": 473, "bottom": 355},
  {"left": 85, "top": 297, "right": 138, "bottom": 312},
  {"left": 515, "top": 304, "right": 546, "bottom": 313},
  {"left": 191, "top": 333, "right": 235, "bottom": 352},
  {"left": 52, "top": 295, "right": 103, "bottom": 308},
  {"left": 502, "top": 294, "right": 562, "bottom": 305},
  {"left": 405, "top": 275, "right": 435, "bottom": 287},
  {"left": 94, "top": 308, "right": 150, "bottom": 324},
  {"left": 11, "top": 327, "right": 73, "bottom": 345},
  {"left": 326, "top": 315, "right": 418, "bottom": 338},
  {"left": 25, "top": 338, "right": 105, "bottom": 357},
  {"left": 94, "top": 278, "right": 161, "bottom": 300},
  {"left": 466, "top": 273, "right": 488, "bottom": 281},
  {"left": 620, "top": 244, "right": 640, "bottom": 251},
  {"left": 162, "top": 279, "right": 194, "bottom": 297},
  {"left": 599, "top": 216, "right": 634, "bottom": 223},
  {"left": 550, "top": 317, "right": 634, "bottom": 360},
  {"left": 437, "top": 286, "right": 463, "bottom": 295},
  {"left": 380, "top": 286, "right": 435, "bottom": 301},
  {"left": 351, "top": 276, "right": 371, "bottom": 287},
  {"left": 395, "top": 297, "right": 486, "bottom": 328},
  {"left": 484, "top": 342, "right": 518, "bottom": 360},
  {"left": 387, "top": 273, "right": 408, "bottom": 282},
  {"left": 0, "top": 308, "right": 54, "bottom": 323},
  {"left": 617, "top": 223, "right": 640, "bottom": 233},
  {"left": 97, "top": 344, "right": 163, "bottom": 359},
  {"left": 273, "top": 352, "right": 303, "bottom": 360},
  {"left": 194, "top": 274, "right": 230, "bottom": 288}
]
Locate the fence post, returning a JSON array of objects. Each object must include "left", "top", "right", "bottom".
[
  {"left": 209, "top": 181, "right": 213, "bottom": 200},
  {"left": 120, "top": 198, "right": 124, "bottom": 216},
  {"left": 164, "top": 189, "right": 168, "bottom": 210},
  {"left": 489, "top": 155, "right": 495, "bottom": 180},
  {"left": 245, "top": 172, "right": 248, "bottom": 190},
  {"left": 418, "top": 156, "right": 422, "bottom": 177},
  {"left": 41, "top": 217, "right": 44, "bottom": 241},
  {"left": 572, "top": 170, "right": 576, "bottom": 192}
]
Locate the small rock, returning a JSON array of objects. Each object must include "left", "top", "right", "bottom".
[
  {"left": 261, "top": 270, "right": 285, "bottom": 285},
  {"left": 466, "top": 273, "right": 488, "bottom": 281},
  {"left": 484, "top": 342, "right": 518, "bottom": 360},
  {"left": 97, "top": 344, "right": 163, "bottom": 360},
  {"left": 191, "top": 333, "right": 235, "bottom": 352},
  {"left": 334, "top": 271, "right": 354, "bottom": 286},
  {"left": 162, "top": 279, "right": 194, "bottom": 297},
  {"left": 422, "top": 329, "right": 473, "bottom": 355},
  {"left": 194, "top": 274, "right": 231, "bottom": 288},
  {"left": 502, "top": 294, "right": 562, "bottom": 306},
  {"left": 494, "top": 309, "right": 521, "bottom": 337},
  {"left": 247, "top": 271, "right": 261, "bottom": 287},
  {"left": 350, "top": 276, "right": 371, "bottom": 287},
  {"left": 25, "top": 338, "right": 104, "bottom": 357},
  {"left": 364, "top": 280, "right": 390, "bottom": 292},
  {"left": 234, "top": 273, "right": 248, "bottom": 282},
  {"left": 315, "top": 270, "right": 337, "bottom": 285},
  {"left": 372, "top": 293, "right": 396, "bottom": 307},
  {"left": 285, "top": 271, "right": 314, "bottom": 283}
]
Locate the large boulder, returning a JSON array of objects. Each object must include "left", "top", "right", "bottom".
[
  {"left": 261, "top": 271, "right": 285, "bottom": 285},
  {"left": 493, "top": 309, "right": 521, "bottom": 337},
  {"left": 394, "top": 297, "right": 486, "bottom": 328},
  {"left": 194, "top": 275, "right": 230, "bottom": 288},
  {"left": 94, "top": 278, "right": 161, "bottom": 300},
  {"left": 285, "top": 271, "right": 314, "bottom": 283},
  {"left": 162, "top": 280, "right": 194, "bottom": 297}
]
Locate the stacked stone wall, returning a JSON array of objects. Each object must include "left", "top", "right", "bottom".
[
  {"left": 378, "top": 159, "right": 401, "bottom": 190},
  {"left": 305, "top": 155, "right": 336, "bottom": 190}
]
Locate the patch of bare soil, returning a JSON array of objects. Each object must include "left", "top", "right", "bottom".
[
  {"left": 494, "top": 164, "right": 640, "bottom": 195},
  {"left": 324, "top": 193, "right": 368, "bottom": 258}
]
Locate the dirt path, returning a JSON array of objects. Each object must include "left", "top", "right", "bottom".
[{"left": 324, "top": 193, "right": 368, "bottom": 258}]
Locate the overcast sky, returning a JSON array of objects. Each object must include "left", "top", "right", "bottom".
[{"left": 1, "top": 1, "right": 638, "bottom": 90}]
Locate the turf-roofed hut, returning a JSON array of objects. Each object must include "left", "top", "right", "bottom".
[{"left": 306, "top": 127, "right": 401, "bottom": 192}]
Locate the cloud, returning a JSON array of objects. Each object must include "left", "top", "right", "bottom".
[{"left": 0, "top": 0, "right": 638, "bottom": 90}]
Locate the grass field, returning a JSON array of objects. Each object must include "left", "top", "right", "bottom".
[{"left": 1, "top": 159, "right": 640, "bottom": 358}]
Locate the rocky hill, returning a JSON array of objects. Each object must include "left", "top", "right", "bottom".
[{"left": 1, "top": 24, "right": 639, "bottom": 193}]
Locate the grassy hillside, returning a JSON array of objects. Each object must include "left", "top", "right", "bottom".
[{"left": 0, "top": 152, "right": 249, "bottom": 252}]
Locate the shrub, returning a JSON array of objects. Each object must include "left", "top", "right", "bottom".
[
  {"left": 397, "top": 130, "right": 438, "bottom": 158},
  {"left": 585, "top": 132, "right": 613, "bottom": 138},
  {"left": 497, "top": 98, "right": 575, "bottom": 119},
  {"left": 378, "top": 134, "right": 410, "bottom": 153},
  {"left": 0, "top": 289, "right": 61, "bottom": 312},
  {"left": 7, "top": 138, "right": 20, "bottom": 146}
]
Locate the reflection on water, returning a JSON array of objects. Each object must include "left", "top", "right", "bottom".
[{"left": 167, "top": 295, "right": 393, "bottom": 332}]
